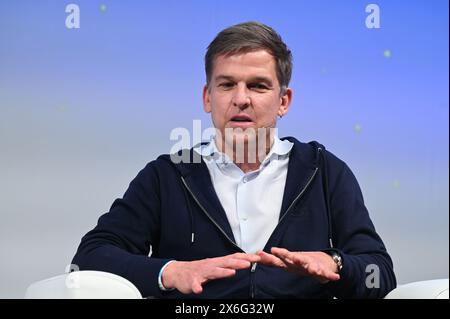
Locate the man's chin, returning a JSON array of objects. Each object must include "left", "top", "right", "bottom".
[
  {"left": 226, "top": 130, "right": 257, "bottom": 144},
  {"left": 223, "top": 125, "right": 256, "bottom": 135},
  {"left": 217, "top": 126, "right": 277, "bottom": 148}
]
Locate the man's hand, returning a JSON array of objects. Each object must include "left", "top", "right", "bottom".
[
  {"left": 162, "top": 253, "right": 261, "bottom": 294},
  {"left": 257, "top": 247, "right": 340, "bottom": 284}
]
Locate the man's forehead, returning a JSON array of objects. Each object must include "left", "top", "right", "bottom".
[{"left": 212, "top": 50, "right": 277, "bottom": 77}]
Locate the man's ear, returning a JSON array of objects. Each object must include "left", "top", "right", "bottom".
[
  {"left": 203, "top": 85, "right": 211, "bottom": 113},
  {"left": 278, "top": 87, "right": 293, "bottom": 117}
]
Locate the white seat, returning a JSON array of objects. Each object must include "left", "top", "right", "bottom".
[
  {"left": 25, "top": 271, "right": 142, "bottom": 299},
  {"left": 385, "top": 279, "right": 449, "bottom": 299}
]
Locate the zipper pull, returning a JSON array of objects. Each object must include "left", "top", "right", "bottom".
[{"left": 250, "top": 262, "right": 257, "bottom": 298}]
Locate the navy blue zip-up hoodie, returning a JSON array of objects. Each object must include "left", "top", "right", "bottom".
[{"left": 72, "top": 137, "right": 396, "bottom": 298}]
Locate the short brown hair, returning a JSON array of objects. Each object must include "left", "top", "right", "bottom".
[{"left": 205, "top": 21, "right": 292, "bottom": 95}]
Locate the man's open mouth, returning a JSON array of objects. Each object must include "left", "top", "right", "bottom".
[{"left": 230, "top": 115, "right": 253, "bottom": 122}]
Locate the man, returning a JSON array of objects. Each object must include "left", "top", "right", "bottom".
[{"left": 72, "top": 22, "right": 396, "bottom": 298}]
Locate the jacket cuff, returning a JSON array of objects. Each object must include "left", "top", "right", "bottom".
[{"left": 128, "top": 256, "right": 175, "bottom": 298}]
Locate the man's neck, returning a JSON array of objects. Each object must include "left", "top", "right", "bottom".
[
  {"left": 215, "top": 135, "right": 275, "bottom": 173},
  {"left": 235, "top": 161, "right": 262, "bottom": 174}
]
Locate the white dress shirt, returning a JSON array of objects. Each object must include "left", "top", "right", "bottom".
[{"left": 194, "top": 135, "right": 294, "bottom": 253}]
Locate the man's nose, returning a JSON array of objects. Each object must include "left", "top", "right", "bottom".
[{"left": 232, "top": 84, "right": 250, "bottom": 108}]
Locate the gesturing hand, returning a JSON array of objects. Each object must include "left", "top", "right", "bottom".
[
  {"left": 162, "top": 252, "right": 261, "bottom": 294},
  {"left": 257, "top": 247, "right": 340, "bottom": 284}
]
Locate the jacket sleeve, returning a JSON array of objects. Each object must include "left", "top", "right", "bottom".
[
  {"left": 71, "top": 161, "right": 171, "bottom": 298},
  {"left": 324, "top": 158, "right": 397, "bottom": 298}
]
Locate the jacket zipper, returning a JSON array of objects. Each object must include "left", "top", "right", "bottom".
[
  {"left": 250, "top": 262, "right": 257, "bottom": 298},
  {"left": 181, "top": 177, "right": 244, "bottom": 253}
]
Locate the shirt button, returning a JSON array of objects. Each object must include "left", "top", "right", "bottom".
[
  {"left": 243, "top": 177, "right": 248, "bottom": 183},
  {"left": 241, "top": 217, "right": 248, "bottom": 221}
]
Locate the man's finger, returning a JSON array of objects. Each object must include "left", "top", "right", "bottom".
[
  {"left": 219, "top": 258, "right": 252, "bottom": 270},
  {"left": 325, "top": 272, "right": 340, "bottom": 281},
  {"left": 256, "top": 251, "right": 288, "bottom": 268},
  {"left": 291, "top": 253, "right": 313, "bottom": 268},
  {"left": 271, "top": 247, "right": 311, "bottom": 268},
  {"left": 311, "top": 265, "right": 340, "bottom": 282},
  {"left": 270, "top": 251, "right": 295, "bottom": 267},
  {"left": 229, "top": 253, "right": 261, "bottom": 263},
  {"left": 206, "top": 267, "right": 236, "bottom": 280},
  {"left": 192, "top": 279, "right": 204, "bottom": 294},
  {"left": 269, "top": 248, "right": 312, "bottom": 275},
  {"left": 271, "top": 247, "right": 296, "bottom": 260}
]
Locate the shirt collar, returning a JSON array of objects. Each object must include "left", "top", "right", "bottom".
[
  {"left": 194, "top": 134, "right": 294, "bottom": 164},
  {"left": 266, "top": 135, "right": 294, "bottom": 158}
]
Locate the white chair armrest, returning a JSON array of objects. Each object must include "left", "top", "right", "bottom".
[
  {"left": 385, "top": 279, "right": 449, "bottom": 299},
  {"left": 25, "top": 271, "right": 142, "bottom": 299}
]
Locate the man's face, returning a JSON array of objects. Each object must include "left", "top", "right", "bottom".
[{"left": 203, "top": 50, "right": 292, "bottom": 146}]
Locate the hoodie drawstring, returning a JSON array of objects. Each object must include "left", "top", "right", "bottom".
[
  {"left": 181, "top": 182, "right": 196, "bottom": 245},
  {"left": 314, "top": 143, "right": 334, "bottom": 248}
]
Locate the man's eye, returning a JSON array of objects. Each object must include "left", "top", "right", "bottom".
[
  {"left": 219, "top": 82, "right": 234, "bottom": 89},
  {"left": 249, "top": 83, "right": 269, "bottom": 90}
]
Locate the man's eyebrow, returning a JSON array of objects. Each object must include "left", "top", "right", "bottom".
[
  {"left": 214, "top": 75, "right": 235, "bottom": 82},
  {"left": 214, "top": 75, "right": 274, "bottom": 86}
]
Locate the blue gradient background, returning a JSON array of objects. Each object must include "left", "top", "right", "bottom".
[{"left": 0, "top": 0, "right": 448, "bottom": 298}]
